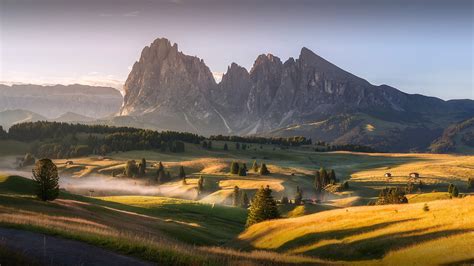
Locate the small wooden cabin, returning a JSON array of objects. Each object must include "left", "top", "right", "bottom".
[{"left": 409, "top": 172, "right": 420, "bottom": 178}]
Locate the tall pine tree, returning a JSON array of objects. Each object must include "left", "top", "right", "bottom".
[{"left": 246, "top": 185, "right": 279, "bottom": 227}]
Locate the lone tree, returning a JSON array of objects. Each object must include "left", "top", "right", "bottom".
[
  {"left": 197, "top": 175, "right": 205, "bottom": 195},
  {"left": 246, "top": 185, "right": 279, "bottom": 227},
  {"left": 224, "top": 143, "right": 228, "bottom": 151},
  {"left": 448, "top": 183, "right": 454, "bottom": 194},
  {"left": 238, "top": 166, "right": 247, "bottom": 176},
  {"left": 295, "top": 186, "right": 303, "bottom": 205},
  {"left": 451, "top": 185, "right": 459, "bottom": 197},
  {"left": 179, "top": 166, "right": 186, "bottom": 184},
  {"left": 157, "top": 169, "right": 166, "bottom": 184},
  {"left": 125, "top": 160, "right": 139, "bottom": 177},
  {"left": 32, "top": 159, "right": 59, "bottom": 201},
  {"left": 314, "top": 171, "right": 322, "bottom": 191},
  {"left": 252, "top": 161, "right": 259, "bottom": 173},
  {"left": 320, "top": 167, "right": 329, "bottom": 186},
  {"left": 138, "top": 158, "right": 146, "bottom": 177},
  {"left": 329, "top": 169, "right": 337, "bottom": 184},
  {"left": 241, "top": 192, "right": 249, "bottom": 208},
  {"left": 259, "top": 163, "right": 270, "bottom": 175},
  {"left": 233, "top": 186, "right": 241, "bottom": 206},
  {"left": 230, "top": 162, "right": 240, "bottom": 175}
]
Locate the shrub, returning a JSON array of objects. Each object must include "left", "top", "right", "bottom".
[{"left": 423, "top": 203, "right": 430, "bottom": 212}]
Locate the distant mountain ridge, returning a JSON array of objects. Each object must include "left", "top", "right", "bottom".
[
  {"left": 118, "top": 38, "right": 473, "bottom": 152},
  {"left": 0, "top": 84, "right": 123, "bottom": 119}
]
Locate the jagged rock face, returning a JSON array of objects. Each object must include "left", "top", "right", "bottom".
[
  {"left": 119, "top": 38, "right": 474, "bottom": 151},
  {"left": 121, "top": 38, "right": 229, "bottom": 134}
]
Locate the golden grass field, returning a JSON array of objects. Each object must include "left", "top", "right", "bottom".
[
  {"left": 44, "top": 147, "right": 474, "bottom": 209},
  {"left": 238, "top": 196, "right": 474, "bottom": 264},
  {"left": 0, "top": 140, "right": 473, "bottom": 264}
]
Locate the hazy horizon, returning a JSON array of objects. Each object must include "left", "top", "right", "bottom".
[{"left": 1, "top": 0, "right": 472, "bottom": 100}]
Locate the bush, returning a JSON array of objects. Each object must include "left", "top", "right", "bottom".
[{"left": 423, "top": 203, "right": 430, "bottom": 212}]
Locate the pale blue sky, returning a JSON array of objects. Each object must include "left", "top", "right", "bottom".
[{"left": 0, "top": 0, "right": 472, "bottom": 100}]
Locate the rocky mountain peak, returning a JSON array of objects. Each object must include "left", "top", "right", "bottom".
[{"left": 119, "top": 38, "right": 474, "bottom": 151}]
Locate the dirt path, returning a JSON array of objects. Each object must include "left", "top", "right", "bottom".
[{"left": 0, "top": 227, "right": 154, "bottom": 266}]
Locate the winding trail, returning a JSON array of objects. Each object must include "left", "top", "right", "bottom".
[{"left": 0, "top": 227, "right": 154, "bottom": 266}]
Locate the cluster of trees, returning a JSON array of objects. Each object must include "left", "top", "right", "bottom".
[
  {"left": 123, "top": 159, "right": 148, "bottom": 178},
  {"left": 448, "top": 183, "right": 459, "bottom": 197},
  {"left": 314, "top": 144, "right": 377, "bottom": 153},
  {"left": 156, "top": 162, "right": 172, "bottom": 184},
  {"left": 230, "top": 162, "right": 247, "bottom": 176},
  {"left": 8, "top": 121, "right": 202, "bottom": 143},
  {"left": 246, "top": 185, "right": 279, "bottom": 227},
  {"left": 201, "top": 140, "right": 213, "bottom": 149},
  {"left": 0, "top": 126, "right": 7, "bottom": 139},
  {"left": 250, "top": 161, "right": 270, "bottom": 175},
  {"left": 6, "top": 121, "right": 200, "bottom": 159},
  {"left": 373, "top": 187, "right": 408, "bottom": 205},
  {"left": 222, "top": 142, "right": 249, "bottom": 151},
  {"left": 461, "top": 131, "right": 474, "bottom": 147},
  {"left": 232, "top": 186, "right": 249, "bottom": 208},
  {"left": 313, "top": 168, "right": 337, "bottom": 191},
  {"left": 209, "top": 135, "right": 311, "bottom": 146}
]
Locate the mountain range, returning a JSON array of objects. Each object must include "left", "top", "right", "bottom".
[
  {"left": 0, "top": 84, "right": 122, "bottom": 119},
  {"left": 119, "top": 38, "right": 474, "bottom": 152}
]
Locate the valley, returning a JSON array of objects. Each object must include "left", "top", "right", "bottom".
[{"left": 0, "top": 135, "right": 473, "bottom": 265}]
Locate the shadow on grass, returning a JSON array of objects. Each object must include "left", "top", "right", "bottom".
[
  {"left": 277, "top": 218, "right": 419, "bottom": 252},
  {"left": 303, "top": 228, "right": 470, "bottom": 261}
]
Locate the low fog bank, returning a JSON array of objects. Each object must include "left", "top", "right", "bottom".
[
  {"left": 0, "top": 156, "right": 198, "bottom": 199},
  {"left": 61, "top": 175, "right": 197, "bottom": 199}
]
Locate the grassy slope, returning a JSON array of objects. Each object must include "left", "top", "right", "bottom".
[
  {"left": 0, "top": 174, "right": 322, "bottom": 265},
  {"left": 238, "top": 196, "right": 474, "bottom": 264}
]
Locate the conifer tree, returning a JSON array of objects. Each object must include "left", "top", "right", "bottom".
[
  {"left": 329, "top": 169, "right": 336, "bottom": 183},
  {"left": 230, "top": 162, "right": 240, "bottom": 174},
  {"left": 157, "top": 161, "right": 164, "bottom": 174},
  {"left": 320, "top": 167, "right": 329, "bottom": 186},
  {"left": 157, "top": 169, "right": 166, "bottom": 184},
  {"left": 179, "top": 166, "right": 186, "bottom": 178},
  {"left": 197, "top": 175, "right": 204, "bottom": 195},
  {"left": 252, "top": 160, "right": 259, "bottom": 173},
  {"left": 448, "top": 183, "right": 454, "bottom": 194},
  {"left": 246, "top": 185, "right": 279, "bottom": 227},
  {"left": 125, "top": 160, "right": 138, "bottom": 177},
  {"left": 139, "top": 158, "right": 146, "bottom": 177},
  {"left": 295, "top": 186, "right": 303, "bottom": 205},
  {"left": 259, "top": 163, "right": 270, "bottom": 175},
  {"left": 241, "top": 192, "right": 249, "bottom": 208},
  {"left": 32, "top": 159, "right": 59, "bottom": 201},
  {"left": 224, "top": 143, "right": 228, "bottom": 151},
  {"left": 451, "top": 185, "right": 459, "bottom": 197},
  {"left": 238, "top": 166, "right": 247, "bottom": 176},
  {"left": 281, "top": 196, "right": 289, "bottom": 204},
  {"left": 314, "top": 171, "right": 322, "bottom": 191},
  {"left": 233, "top": 186, "right": 241, "bottom": 206}
]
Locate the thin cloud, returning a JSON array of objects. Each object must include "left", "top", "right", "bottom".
[{"left": 123, "top": 11, "right": 140, "bottom": 17}]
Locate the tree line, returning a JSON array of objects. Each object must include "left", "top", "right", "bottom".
[{"left": 209, "top": 135, "right": 311, "bottom": 146}]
